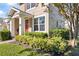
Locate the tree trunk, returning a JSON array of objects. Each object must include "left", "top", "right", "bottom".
[{"left": 70, "top": 13, "right": 79, "bottom": 47}]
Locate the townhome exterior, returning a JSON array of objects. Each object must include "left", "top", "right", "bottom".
[{"left": 9, "top": 3, "right": 68, "bottom": 37}]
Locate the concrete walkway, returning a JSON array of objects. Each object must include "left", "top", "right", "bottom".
[{"left": 0, "top": 39, "right": 16, "bottom": 44}]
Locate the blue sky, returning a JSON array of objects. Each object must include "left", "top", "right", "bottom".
[{"left": 0, "top": 3, "right": 18, "bottom": 18}]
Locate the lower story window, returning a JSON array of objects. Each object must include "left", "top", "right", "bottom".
[
  {"left": 34, "top": 25, "right": 38, "bottom": 31},
  {"left": 40, "top": 25, "right": 45, "bottom": 31},
  {"left": 34, "top": 16, "right": 45, "bottom": 31}
]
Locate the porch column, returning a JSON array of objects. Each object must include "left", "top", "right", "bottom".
[
  {"left": 19, "top": 17, "right": 22, "bottom": 35},
  {"left": 10, "top": 21, "right": 12, "bottom": 32},
  {"left": 10, "top": 20, "right": 15, "bottom": 37},
  {"left": 19, "top": 17, "right": 24, "bottom": 35}
]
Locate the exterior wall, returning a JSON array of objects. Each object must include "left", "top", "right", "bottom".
[
  {"left": 28, "top": 18, "right": 32, "bottom": 32},
  {"left": 20, "top": 4, "right": 26, "bottom": 11},
  {"left": 14, "top": 18, "right": 19, "bottom": 35},
  {"left": 25, "top": 3, "right": 49, "bottom": 33},
  {"left": 26, "top": 4, "right": 48, "bottom": 16},
  {"left": 49, "top": 4, "right": 65, "bottom": 30}
]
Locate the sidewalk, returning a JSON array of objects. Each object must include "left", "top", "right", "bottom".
[{"left": 0, "top": 39, "right": 16, "bottom": 44}]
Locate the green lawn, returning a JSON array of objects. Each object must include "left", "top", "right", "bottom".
[{"left": 0, "top": 43, "right": 49, "bottom": 56}]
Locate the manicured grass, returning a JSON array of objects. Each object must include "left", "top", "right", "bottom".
[
  {"left": 0, "top": 43, "right": 24, "bottom": 56},
  {"left": 0, "top": 43, "right": 49, "bottom": 56}
]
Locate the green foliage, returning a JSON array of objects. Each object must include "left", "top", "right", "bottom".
[
  {"left": 50, "top": 28, "right": 69, "bottom": 40},
  {"left": 15, "top": 35, "right": 32, "bottom": 44},
  {"left": 29, "top": 38, "right": 47, "bottom": 50},
  {"left": 0, "top": 29, "right": 12, "bottom": 41},
  {"left": 50, "top": 37, "right": 68, "bottom": 55},
  {"left": 15, "top": 35, "right": 69, "bottom": 55},
  {"left": 24, "top": 32, "right": 48, "bottom": 38},
  {"left": 30, "top": 37, "right": 68, "bottom": 55}
]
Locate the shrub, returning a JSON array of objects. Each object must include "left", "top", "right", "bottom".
[
  {"left": 0, "top": 29, "right": 12, "bottom": 41},
  {"left": 29, "top": 38, "right": 47, "bottom": 50},
  {"left": 50, "top": 37, "right": 68, "bottom": 55},
  {"left": 50, "top": 28, "right": 69, "bottom": 40},
  {"left": 29, "top": 37, "right": 68, "bottom": 55},
  {"left": 15, "top": 35, "right": 33, "bottom": 44},
  {"left": 15, "top": 35, "right": 49, "bottom": 51},
  {"left": 15, "top": 35, "right": 69, "bottom": 55},
  {"left": 24, "top": 32, "right": 48, "bottom": 38}
]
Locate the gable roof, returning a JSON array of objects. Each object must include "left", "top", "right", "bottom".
[{"left": 8, "top": 7, "right": 33, "bottom": 19}]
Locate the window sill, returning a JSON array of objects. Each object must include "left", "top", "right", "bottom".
[{"left": 34, "top": 31, "right": 46, "bottom": 32}]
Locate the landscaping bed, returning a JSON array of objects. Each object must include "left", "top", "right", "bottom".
[
  {"left": 0, "top": 28, "right": 72, "bottom": 56},
  {"left": 15, "top": 30, "right": 70, "bottom": 56}
]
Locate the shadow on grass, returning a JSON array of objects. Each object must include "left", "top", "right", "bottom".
[{"left": 18, "top": 48, "right": 33, "bottom": 54}]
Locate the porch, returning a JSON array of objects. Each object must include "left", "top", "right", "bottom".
[{"left": 9, "top": 11, "right": 33, "bottom": 36}]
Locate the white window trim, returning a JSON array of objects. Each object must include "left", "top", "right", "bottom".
[{"left": 33, "top": 14, "right": 46, "bottom": 32}]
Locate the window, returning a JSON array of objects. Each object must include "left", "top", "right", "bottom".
[
  {"left": 56, "top": 20, "right": 64, "bottom": 28},
  {"left": 27, "top": 3, "right": 36, "bottom": 9},
  {"left": 31, "top": 3, "right": 36, "bottom": 8},
  {"left": 34, "top": 18, "right": 38, "bottom": 31},
  {"left": 34, "top": 16, "right": 45, "bottom": 31},
  {"left": 27, "top": 3, "right": 30, "bottom": 9}
]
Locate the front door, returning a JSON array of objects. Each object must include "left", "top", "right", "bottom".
[{"left": 25, "top": 20, "right": 29, "bottom": 32}]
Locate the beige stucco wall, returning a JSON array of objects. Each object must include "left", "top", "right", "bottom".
[
  {"left": 20, "top": 4, "right": 26, "bottom": 11},
  {"left": 26, "top": 4, "right": 48, "bottom": 16},
  {"left": 25, "top": 4, "right": 49, "bottom": 33}
]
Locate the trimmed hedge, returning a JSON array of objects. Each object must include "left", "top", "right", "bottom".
[
  {"left": 15, "top": 35, "right": 32, "bottom": 44},
  {"left": 15, "top": 35, "right": 69, "bottom": 55},
  {"left": 0, "top": 29, "right": 12, "bottom": 41},
  {"left": 24, "top": 32, "right": 48, "bottom": 38},
  {"left": 50, "top": 28, "right": 69, "bottom": 40}
]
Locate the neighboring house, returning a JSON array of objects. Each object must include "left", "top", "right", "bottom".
[
  {"left": 0, "top": 19, "right": 8, "bottom": 31},
  {"left": 3, "top": 19, "right": 10, "bottom": 30},
  {"left": 8, "top": 3, "right": 68, "bottom": 37}
]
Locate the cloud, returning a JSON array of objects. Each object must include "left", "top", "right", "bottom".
[
  {"left": 7, "top": 3, "right": 17, "bottom": 6},
  {"left": 0, "top": 10, "right": 6, "bottom": 18},
  {"left": 0, "top": 10, "right": 4, "bottom": 14},
  {"left": 7, "top": 3, "right": 19, "bottom": 8}
]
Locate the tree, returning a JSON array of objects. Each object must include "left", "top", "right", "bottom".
[{"left": 52, "top": 3, "right": 79, "bottom": 47}]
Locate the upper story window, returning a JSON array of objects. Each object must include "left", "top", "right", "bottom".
[{"left": 27, "top": 3, "right": 36, "bottom": 9}]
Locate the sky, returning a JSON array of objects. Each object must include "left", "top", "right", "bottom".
[{"left": 0, "top": 3, "right": 19, "bottom": 18}]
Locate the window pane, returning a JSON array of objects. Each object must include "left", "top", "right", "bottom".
[
  {"left": 31, "top": 3, "right": 36, "bottom": 8},
  {"left": 27, "top": 3, "right": 30, "bottom": 9},
  {"left": 40, "top": 25, "right": 45, "bottom": 31},
  {"left": 34, "top": 25, "right": 38, "bottom": 31},
  {"left": 39, "top": 16, "right": 45, "bottom": 24},
  {"left": 34, "top": 18, "right": 38, "bottom": 24}
]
